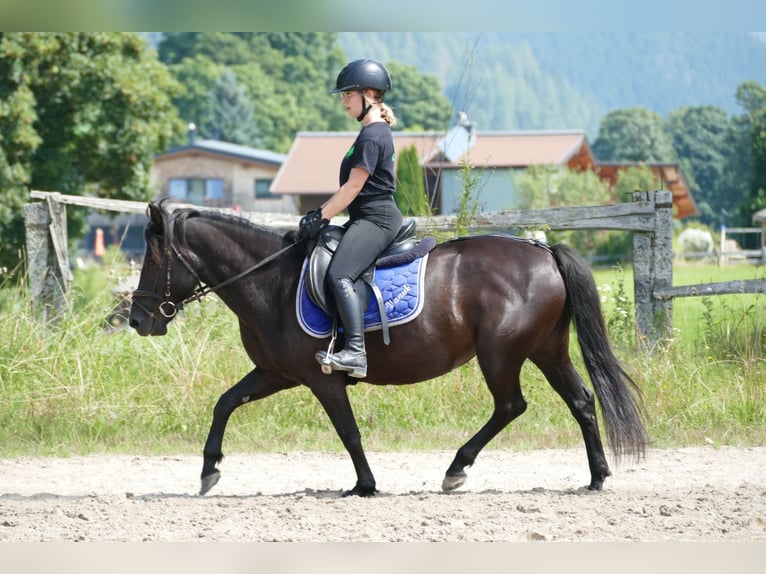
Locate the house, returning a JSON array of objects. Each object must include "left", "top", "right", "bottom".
[
  {"left": 80, "top": 130, "right": 293, "bottom": 258},
  {"left": 149, "top": 128, "right": 293, "bottom": 213},
  {"left": 270, "top": 126, "right": 697, "bottom": 219}
]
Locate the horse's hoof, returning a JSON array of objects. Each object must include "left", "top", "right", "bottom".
[
  {"left": 199, "top": 470, "right": 221, "bottom": 496},
  {"left": 587, "top": 469, "right": 610, "bottom": 491},
  {"left": 442, "top": 471, "right": 467, "bottom": 492},
  {"left": 342, "top": 484, "right": 377, "bottom": 497}
]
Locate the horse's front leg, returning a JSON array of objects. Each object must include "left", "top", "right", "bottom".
[
  {"left": 200, "top": 368, "right": 296, "bottom": 495},
  {"left": 310, "top": 378, "right": 377, "bottom": 497}
]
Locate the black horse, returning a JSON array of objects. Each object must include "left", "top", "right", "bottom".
[{"left": 129, "top": 199, "right": 647, "bottom": 496}]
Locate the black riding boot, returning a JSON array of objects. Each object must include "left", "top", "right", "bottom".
[{"left": 316, "top": 278, "right": 367, "bottom": 378}]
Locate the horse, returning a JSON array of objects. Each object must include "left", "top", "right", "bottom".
[{"left": 129, "top": 199, "right": 647, "bottom": 497}]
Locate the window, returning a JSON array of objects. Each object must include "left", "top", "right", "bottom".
[
  {"left": 168, "top": 178, "right": 226, "bottom": 206},
  {"left": 254, "top": 178, "right": 277, "bottom": 199}
]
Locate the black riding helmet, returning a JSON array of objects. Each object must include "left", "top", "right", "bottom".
[{"left": 331, "top": 58, "right": 392, "bottom": 121}]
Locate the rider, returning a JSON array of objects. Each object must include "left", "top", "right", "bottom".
[{"left": 297, "top": 58, "right": 403, "bottom": 379}]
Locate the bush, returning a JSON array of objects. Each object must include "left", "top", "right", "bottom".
[{"left": 678, "top": 227, "right": 714, "bottom": 260}]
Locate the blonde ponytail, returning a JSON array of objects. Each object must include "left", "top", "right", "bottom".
[
  {"left": 380, "top": 102, "right": 397, "bottom": 127},
  {"left": 365, "top": 89, "right": 398, "bottom": 126}
]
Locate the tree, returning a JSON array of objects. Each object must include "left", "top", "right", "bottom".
[
  {"left": 732, "top": 81, "right": 766, "bottom": 223},
  {"left": 592, "top": 108, "right": 677, "bottom": 163},
  {"left": 0, "top": 71, "right": 41, "bottom": 273},
  {"left": 515, "top": 165, "right": 611, "bottom": 210},
  {"left": 159, "top": 32, "right": 349, "bottom": 152},
  {"left": 167, "top": 54, "right": 222, "bottom": 141},
  {"left": 0, "top": 32, "right": 182, "bottom": 273},
  {"left": 613, "top": 166, "right": 661, "bottom": 198},
  {"left": 207, "top": 68, "right": 260, "bottom": 146},
  {"left": 383, "top": 61, "right": 453, "bottom": 131},
  {"left": 158, "top": 33, "right": 454, "bottom": 153},
  {"left": 514, "top": 165, "right": 612, "bottom": 254},
  {"left": 666, "top": 105, "right": 733, "bottom": 226},
  {"left": 395, "top": 145, "right": 430, "bottom": 216}
]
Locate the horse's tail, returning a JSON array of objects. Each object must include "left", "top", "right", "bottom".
[{"left": 550, "top": 243, "right": 647, "bottom": 460}]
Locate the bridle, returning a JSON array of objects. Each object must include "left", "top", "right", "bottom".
[{"left": 131, "top": 231, "right": 301, "bottom": 323}]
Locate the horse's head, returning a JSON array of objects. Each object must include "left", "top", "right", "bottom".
[{"left": 129, "top": 200, "right": 202, "bottom": 336}]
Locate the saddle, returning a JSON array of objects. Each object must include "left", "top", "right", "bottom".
[{"left": 306, "top": 219, "right": 419, "bottom": 346}]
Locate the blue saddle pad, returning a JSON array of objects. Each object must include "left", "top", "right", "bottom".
[{"left": 296, "top": 254, "right": 430, "bottom": 338}]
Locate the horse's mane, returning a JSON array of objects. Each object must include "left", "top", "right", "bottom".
[{"left": 144, "top": 199, "right": 296, "bottom": 262}]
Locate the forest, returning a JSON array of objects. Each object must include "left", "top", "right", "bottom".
[{"left": 1, "top": 32, "right": 765, "bottom": 273}]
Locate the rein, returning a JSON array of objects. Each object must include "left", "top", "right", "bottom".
[
  {"left": 183, "top": 240, "right": 300, "bottom": 304},
  {"left": 133, "top": 234, "right": 302, "bottom": 321}
]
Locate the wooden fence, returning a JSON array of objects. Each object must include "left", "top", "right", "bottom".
[
  {"left": 718, "top": 225, "right": 766, "bottom": 264},
  {"left": 24, "top": 189, "right": 766, "bottom": 347}
]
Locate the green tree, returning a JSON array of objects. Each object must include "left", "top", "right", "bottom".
[
  {"left": 0, "top": 70, "right": 41, "bottom": 273},
  {"left": 207, "top": 68, "right": 260, "bottom": 146},
  {"left": 395, "top": 145, "right": 430, "bottom": 216},
  {"left": 666, "top": 105, "right": 732, "bottom": 226},
  {"left": 514, "top": 165, "right": 611, "bottom": 254},
  {"left": 158, "top": 33, "right": 453, "bottom": 152},
  {"left": 732, "top": 81, "right": 766, "bottom": 223},
  {"left": 516, "top": 165, "right": 611, "bottom": 210},
  {"left": 613, "top": 165, "right": 661, "bottom": 198},
  {"left": 383, "top": 61, "right": 453, "bottom": 131},
  {"left": 168, "top": 54, "right": 222, "bottom": 140},
  {"left": 0, "top": 32, "right": 181, "bottom": 274},
  {"left": 159, "top": 32, "right": 349, "bottom": 152},
  {"left": 592, "top": 108, "right": 677, "bottom": 163}
]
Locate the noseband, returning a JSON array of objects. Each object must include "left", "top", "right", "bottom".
[
  {"left": 132, "top": 231, "right": 300, "bottom": 324},
  {"left": 131, "top": 241, "right": 203, "bottom": 322}
]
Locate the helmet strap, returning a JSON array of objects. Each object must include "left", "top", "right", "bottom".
[{"left": 356, "top": 90, "right": 371, "bottom": 122}]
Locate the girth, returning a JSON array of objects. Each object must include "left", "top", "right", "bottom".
[{"left": 306, "top": 219, "right": 418, "bottom": 346}]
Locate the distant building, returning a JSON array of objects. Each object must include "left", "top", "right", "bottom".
[
  {"left": 149, "top": 126, "right": 293, "bottom": 213},
  {"left": 80, "top": 127, "right": 292, "bottom": 258},
  {"left": 271, "top": 126, "right": 697, "bottom": 219}
]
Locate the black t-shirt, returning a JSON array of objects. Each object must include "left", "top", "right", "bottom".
[{"left": 339, "top": 122, "right": 396, "bottom": 201}]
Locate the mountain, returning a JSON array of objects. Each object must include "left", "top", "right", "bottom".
[{"left": 338, "top": 32, "right": 766, "bottom": 138}]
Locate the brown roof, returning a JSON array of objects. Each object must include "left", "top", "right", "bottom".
[
  {"left": 270, "top": 130, "right": 592, "bottom": 195},
  {"left": 455, "top": 131, "right": 594, "bottom": 169}
]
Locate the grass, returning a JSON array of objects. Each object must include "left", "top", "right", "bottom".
[{"left": 0, "top": 251, "right": 764, "bottom": 458}]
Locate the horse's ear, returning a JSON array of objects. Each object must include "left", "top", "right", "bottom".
[{"left": 147, "top": 201, "right": 164, "bottom": 234}]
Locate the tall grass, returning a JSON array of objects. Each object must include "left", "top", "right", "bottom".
[
  {"left": 0, "top": 251, "right": 764, "bottom": 458},
  {"left": 594, "top": 261, "right": 766, "bottom": 448}
]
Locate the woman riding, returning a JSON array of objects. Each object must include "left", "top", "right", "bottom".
[{"left": 297, "top": 58, "right": 403, "bottom": 379}]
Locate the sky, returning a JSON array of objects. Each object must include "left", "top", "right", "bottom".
[{"left": 3, "top": 1, "right": 766, "bottom": 32}]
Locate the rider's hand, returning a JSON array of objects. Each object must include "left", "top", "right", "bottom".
[{"left": 297, "top": 209, "right": 329, "bottom": 242}]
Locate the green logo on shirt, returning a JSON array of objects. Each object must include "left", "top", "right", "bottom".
[{"left": 345, "top": 145, "right": 355, "bottom": 159}]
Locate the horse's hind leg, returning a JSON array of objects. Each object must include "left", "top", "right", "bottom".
[
  {"left": 200, "top": 368, "right": 297, "bottom": 495},
  {"left": 443, "top": 361, "right": 527, "bottom": 492},
  {"left": 532, "top": 354, "right": 611, "bottom": 490}
]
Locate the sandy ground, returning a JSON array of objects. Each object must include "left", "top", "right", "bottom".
[{"left": 1, "top": 446, "right": 765, "bottom": 542}]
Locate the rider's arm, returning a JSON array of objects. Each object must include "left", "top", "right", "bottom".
[{"left": 319, "top": 167, "right": 369, "bottom": 220}]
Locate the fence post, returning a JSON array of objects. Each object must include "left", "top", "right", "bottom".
[
  {"left": 23, "top": 194, "right": 72, "bottom": 322},
  {"left": 632, "top": 190, "right": 673, "bottom": 348}
]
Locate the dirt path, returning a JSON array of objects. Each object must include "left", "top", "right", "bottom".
[{"left": 1, "top": 447, "right": 765, "bottom": 542}]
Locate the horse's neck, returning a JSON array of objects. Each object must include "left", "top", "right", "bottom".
[{"left": 188, "top": 217, "right": 288, "bottom": 294}]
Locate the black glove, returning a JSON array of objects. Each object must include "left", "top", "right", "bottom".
[{"left": 297, "top": 208, "right": 329, "bottom": 242}]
